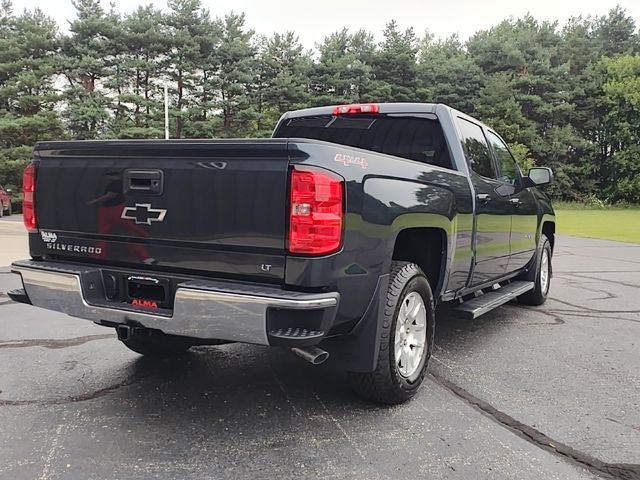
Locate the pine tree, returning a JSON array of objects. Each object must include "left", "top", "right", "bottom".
[
  {"left": 255, "top": 31, "right": 311, "bottom": 134},
  {"left": 312, "top": 29, "right": 378, "bottom": 105},
  {"left": 417, "top": 33, "right": 485, "bottom": 113},
  {"left": 61, "top": 0, "right": 112, "bottom": 139},
  {"left": 210, "top": 13, "right": 257, "bottom": 137},
  {"left": 164, "top": 0, "right": 208, "bottom": 138},
  {"left": 107, "top": 5, "right": 167, "bottom": 138},
  {"left": 0, "top": 3, "right": 63, "bottom": 201},
  {"left": 372, "top": 20, "right": 418, "bottom": 101}
]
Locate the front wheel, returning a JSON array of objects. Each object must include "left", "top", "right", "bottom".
[
  {"left": 348, "top": 261, "right": 435, "bottom": 405},
  {"left": 120, "top": 331, "right": 192, "bottom": 358},
  {"left": 518, "top": 234, "right": 552, "bottom": 306}
]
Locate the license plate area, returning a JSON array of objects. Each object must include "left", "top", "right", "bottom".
[{"left": 126, "top": 275, "right": 171, "bottom": 309}]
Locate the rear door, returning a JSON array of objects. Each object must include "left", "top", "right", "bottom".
[
  {"left": 456, "top": 118, "right": 512, "bottom": 286},
  {"left": 485, "top": 130, "right": 538, "bottom": 271}
]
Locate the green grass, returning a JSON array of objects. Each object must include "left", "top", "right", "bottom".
[{"left": 556, "top": 208, "right": 640, "bottom": 243}]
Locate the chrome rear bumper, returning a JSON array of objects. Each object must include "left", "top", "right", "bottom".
[{"left": 11, "top": 260, "right": 339, "bottom": 345}]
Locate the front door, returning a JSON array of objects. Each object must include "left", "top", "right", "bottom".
[
  {"left": 456, "top": 118, "right": 512, "bottom": 286},
  {"left": 485, "top": 130, "right": 538, "bottom": 271}
]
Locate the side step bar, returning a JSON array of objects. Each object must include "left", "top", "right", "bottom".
[{"left": 453, "top": 281, "right": 534, "bottom": 320}]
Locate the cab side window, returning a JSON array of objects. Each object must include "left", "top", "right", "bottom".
[
  {"left": 486, "top": 131, "right": 520, "bottom": 185},
  {"left": 456, "top": 118, "right": 496, "bottom": 179}
]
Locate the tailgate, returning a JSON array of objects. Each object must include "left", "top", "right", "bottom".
[{"left": 32, "top": 139, "right": 290, "bottom": 282}]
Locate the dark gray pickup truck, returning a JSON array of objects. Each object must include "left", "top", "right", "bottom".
[{"left": 10, "top": 103, "right": 555, "bottom": 404}]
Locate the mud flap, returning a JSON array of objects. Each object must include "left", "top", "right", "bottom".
[{"left": 323, "top": 274, "right": 390, "bottom": 373}]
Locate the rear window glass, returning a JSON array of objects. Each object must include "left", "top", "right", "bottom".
[{"left": 274, "top": 115, "right": 453, "bottom": 169}]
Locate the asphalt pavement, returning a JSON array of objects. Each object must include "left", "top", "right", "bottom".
[{"left": 0, "top": 216, "right": 638, "bottom": 480}]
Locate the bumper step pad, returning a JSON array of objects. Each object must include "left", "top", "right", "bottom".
[
  {"left": 7, "top": 288, "right": 30, "bottom": 305},
  {"left": 268, "top": 328, "right": 325, "bottom": 340}
]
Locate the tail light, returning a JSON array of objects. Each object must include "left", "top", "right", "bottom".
[
  {"left": 22, "top": 163, "right": 37, "bottom": 232},
  {"left": 333, "top": 104, "right": 380, "bottom": 115},
  {"left": 288, "top": 167, "right": 344, "bottom": 255}
]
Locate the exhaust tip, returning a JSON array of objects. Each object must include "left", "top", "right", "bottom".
[
  {"left": 312, "top": 351, "right": 329, "bottom": 365},
  {"left": 291, "top": 346, "right": 329, "bottom": 365}
]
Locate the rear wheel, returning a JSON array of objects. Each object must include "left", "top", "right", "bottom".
[
  {"left": 5, "top": 202, "right": 11, "bottom": 215},
  {"left": 348, "top": 261, "right": 435, "bottom": 405},
  {"left": 518, "top": 234, "right": 552, "bottom": 306},
  {"left": 120, "top": 331, "right": 192, "bottom": 358}
]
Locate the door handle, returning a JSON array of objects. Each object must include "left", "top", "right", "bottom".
[
  {"left": 476, "top": 193, "right": 491, "bottom": 204},
  {"left": 509, "top": 198, "right": 521, "bottom": 207}
]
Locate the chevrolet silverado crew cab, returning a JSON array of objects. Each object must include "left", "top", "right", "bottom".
[{"left": 10, "top": 103, "right": 555, "bottom": 404}]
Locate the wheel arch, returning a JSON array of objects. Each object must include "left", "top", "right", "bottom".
[
  {"left": 391, "top": 227, "right": 448, "bottom": 298},
  {"left": 541, "top": 216, "right": 556, "bottom": 253}
]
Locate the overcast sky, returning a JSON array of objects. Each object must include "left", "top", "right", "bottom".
[{"left": 9, "top": 0, "right": 640, "bottom": 47}]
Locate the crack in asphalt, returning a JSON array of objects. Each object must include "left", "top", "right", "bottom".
[
  {"left": 501, "top": 304, "right": 566, "bottom": 325},
  {"left": 555, "top": 250, "right": 640, "bottom": 265},
  {"left": 0, "top": 334, "right": 114, "bottom": 350},
  {"left": 555, "top": 279, "right": 618, "bottom": 300},
  {"left": 431, "top": 373, "right": 640, "bottom": 480},
  {"left": 545, "top": 311, "right": 640, "bottom": 324},
  {"left": 549, "top": 297, "right": 640, "bottom": 315},
  {"left": 605, "top": 417, "right": 640, "bottom": 433},
  {"left": 559, "top": 270, "right": 640, "bottom": 274},
  {"left": 0, "top": 372, "right": 152, "bottom": 406},
  {"left": 557, "top": 272, "right": 640, "bottom": 290},
  {"left": 561, "top": 245, "right": 640, "bottom": 249}
]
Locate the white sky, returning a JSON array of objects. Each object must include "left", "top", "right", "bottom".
[{"left": 10, "top": 0, "right": 640, "bottom": 47}]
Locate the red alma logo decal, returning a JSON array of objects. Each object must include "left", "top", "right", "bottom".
[{"left": 131, "top": 298, "right": 158, "bottom": 309}]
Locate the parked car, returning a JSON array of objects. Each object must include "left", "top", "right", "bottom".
[
  {"left": 9, "top": 103, "right": 555, "bottom": 404},
  {"left": 0, "top": 184, "right": 12, "bottom": 217}
]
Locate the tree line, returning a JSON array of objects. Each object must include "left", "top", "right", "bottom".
[{"left": 1, "top": 0, "right": 639, "bottom": 204}]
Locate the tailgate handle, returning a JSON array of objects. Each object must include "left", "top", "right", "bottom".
[{"left": 124, "top": 169, "right": 163, "bottom": 195}]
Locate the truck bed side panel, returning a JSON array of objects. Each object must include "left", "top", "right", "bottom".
[{"left": 284, "top": 140, "right": 473, "bottom": 332}]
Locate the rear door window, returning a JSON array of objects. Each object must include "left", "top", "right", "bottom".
[
  {"left": 486, "top": 131, "right": 520, "bottom": 185},
  {"left": 456, "top": 118, "right": 496, "bottom": 179},
  {"left": 274, "top": 115, "right": 453, "bottom": 170}
]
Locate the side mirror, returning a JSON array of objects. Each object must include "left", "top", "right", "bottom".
[{"left": 526, "top": 167, "right": 553, "bottom": 187}]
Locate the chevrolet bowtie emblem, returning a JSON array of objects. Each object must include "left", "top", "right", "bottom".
[{"left": 121, "top": 204, "right": 167, "bottom": 225}]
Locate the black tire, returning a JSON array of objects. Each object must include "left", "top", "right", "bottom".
[
  {"left": 348, "top": 261, "right": 435, "bottom": 405},
  {"left": 120, "top": 332, "right": 192, "bottom": 358},
  {"left": 518, "top": 234, "right": 552, "bottom": 306},
  {"left": 5, "top": 202, "right": 11, "bottom": 216}
]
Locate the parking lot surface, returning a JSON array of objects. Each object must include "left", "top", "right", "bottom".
[{"left": 0, "top": 216, "right": 638, "bottom": 479}]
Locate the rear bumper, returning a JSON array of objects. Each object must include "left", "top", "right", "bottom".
[{"left": 11, "top": 260, "right": 339, "bottom": 346}]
